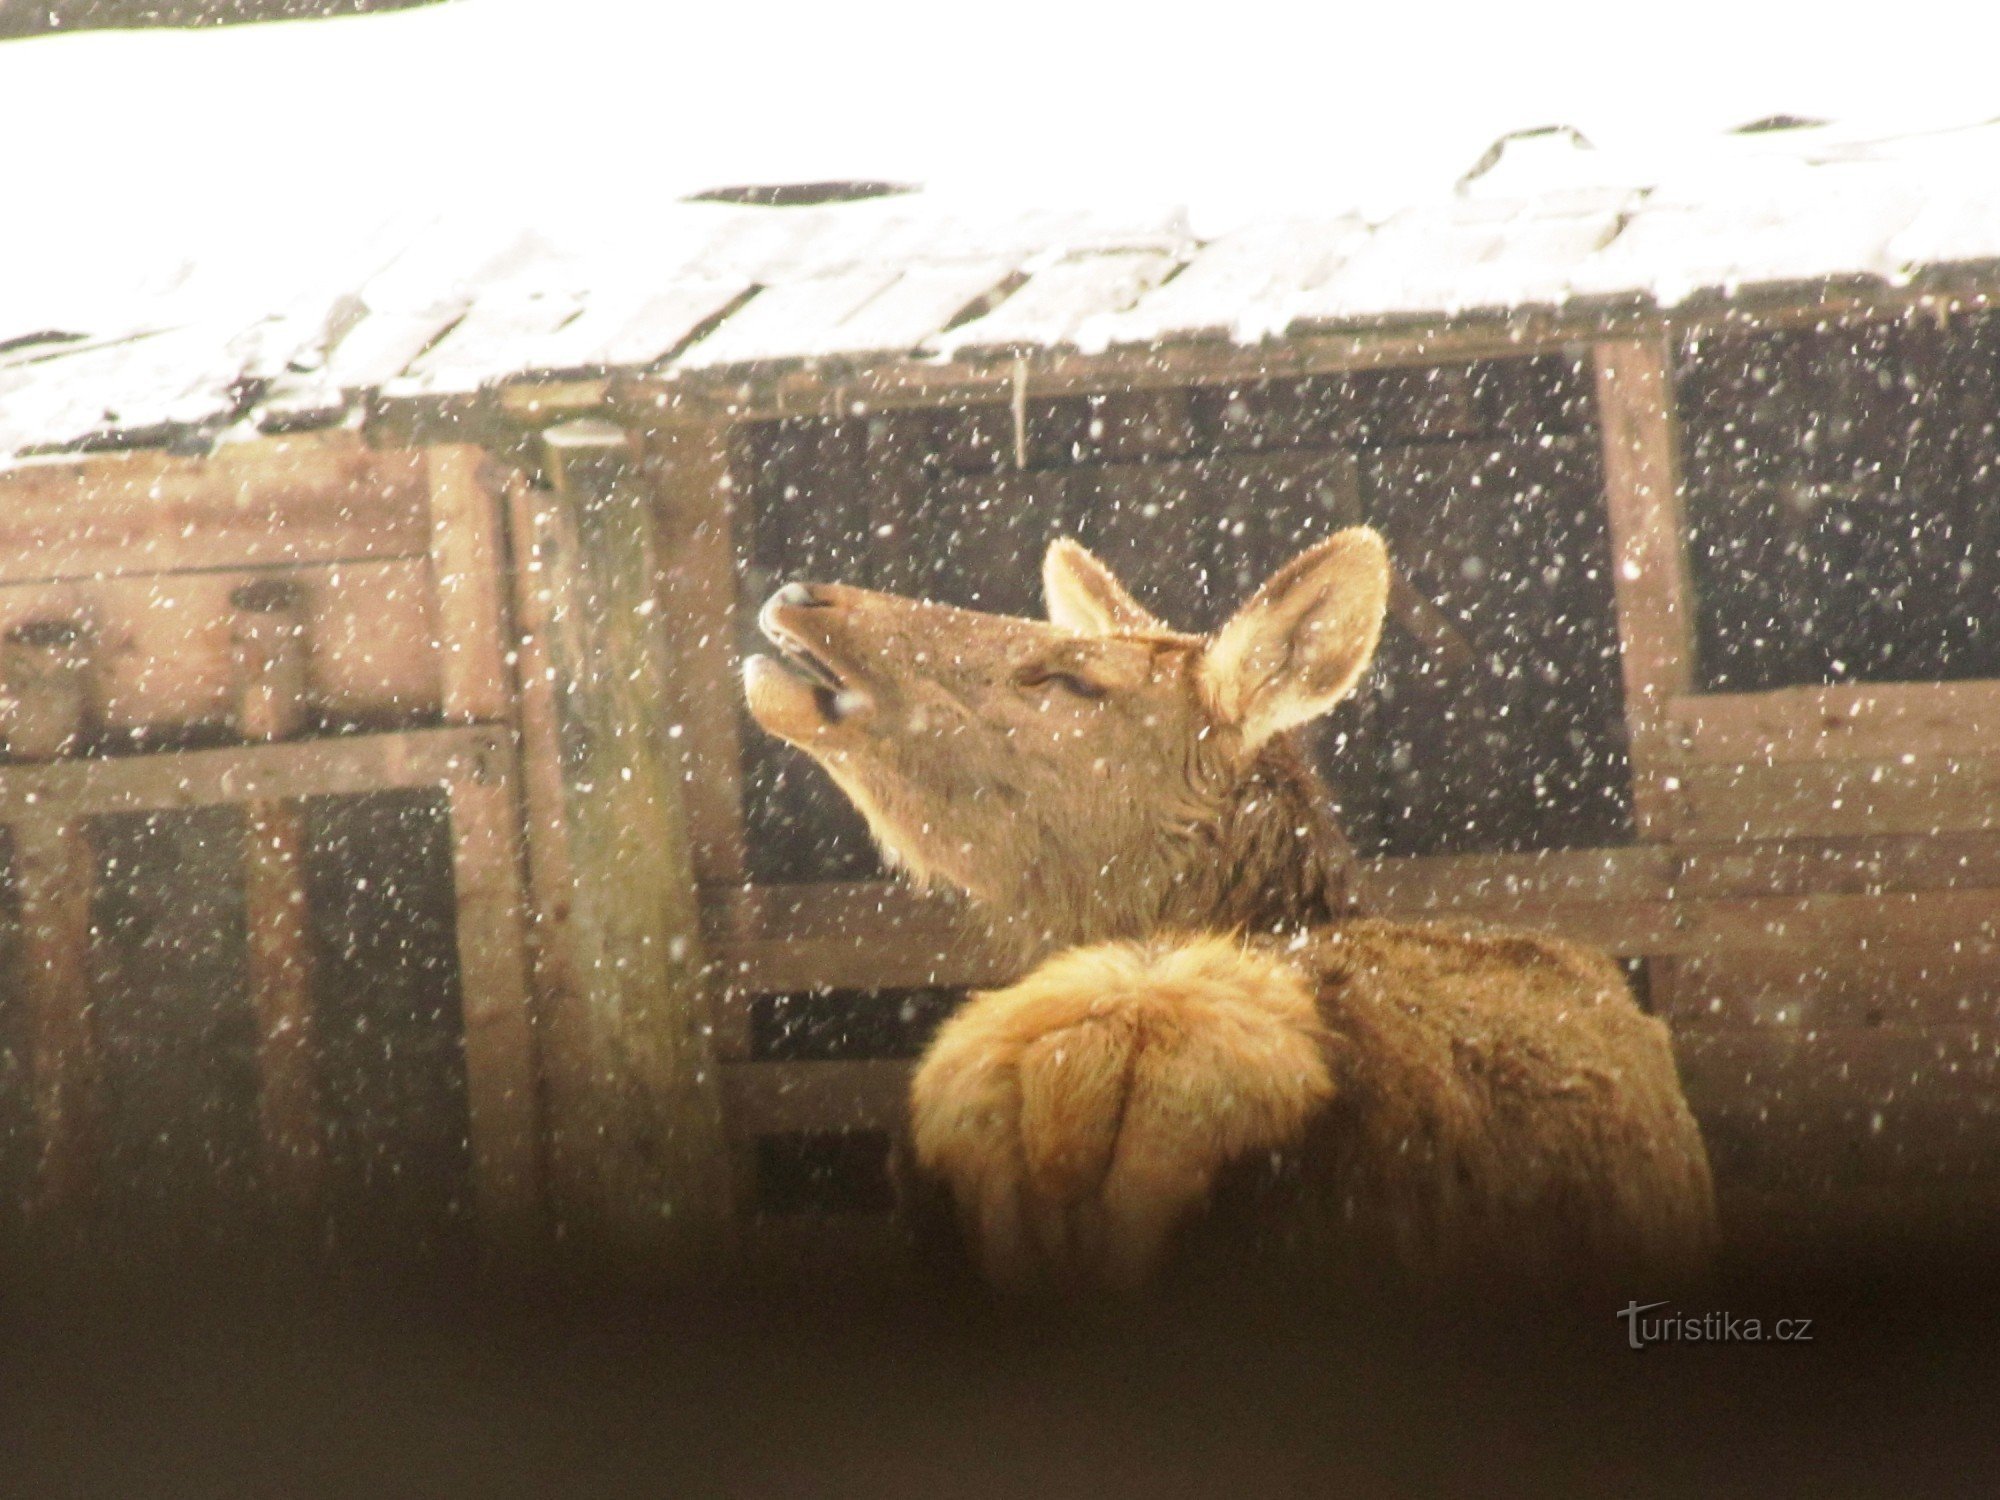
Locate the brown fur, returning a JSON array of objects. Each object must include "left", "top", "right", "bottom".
[
  {"left": 910, "top": 936, "right": 1334, "bottom": 1293},
  {"left": 745, "top": 528, "right": 1717, "bottom": 1294}
]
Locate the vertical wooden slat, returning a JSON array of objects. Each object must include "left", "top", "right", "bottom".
[
  {"left": 445, "top": 759, "right": 544, "bottom": 1246},
  {"left": 229, "top": 579, "right": 321, "bottom": 1208},
  {"left": 1594, "top": 336, "right": 1696, "bottom": 838},
  {"left": 6, "top": 618, "right": 96, "bottom": 1220},
  {"left": 644, "top": 423, "right": 749, "bottom": 886},
  {"left": 241, "top": 800, "right": 319, "bottom": 1204},
  {"left": 497, "top": 467, "right": 589, "bottom": 1223},
  {"left": 424, "top": 444, "right": 545, "bottom": 1248},
  {"left": 14, "top": 814, "right": 95, "bottom": 1220},
  {"left": 540, "top": 420, "right": 732, "bottom": 1260},
  {"left": 425, "top": 445, "right": 515, "bottom": 723}
]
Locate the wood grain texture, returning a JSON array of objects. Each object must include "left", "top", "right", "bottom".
[
  {"left": 1593, "top": 336, "right": 1695, "bottom": 837},
  {"left": 539, "top": 421, "right": 732, "bottom": 1255},
  {"left": 0, "top": 437, "right": 429, "bottom": 584},
  {"left": 423, "top": 445, "right": 515, "bottom": 724},
  {"left": 13, "top": 814, "right": 96, "bottom": 1220},
  {"left": 446, "top": 766, "right": 545, "bottom": 1251}
]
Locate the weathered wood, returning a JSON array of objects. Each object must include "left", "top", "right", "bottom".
[
  {"left": 643, "top": 421, "right": 748, "bottom": 884},
  {"left": 0, "top": 561, "right": 440, "bottom": 736},
  {"left": 229, "top": 579, "right": 311, "bottom": 743},
  {"left": 604, "top": 271, "right": 2000, "bottom": 429},
  {"left": 1667, "top": 944, "right": 2000, "bottom": 1031},
  {"left": 4, "top": 618, "right": 92, "bottom": 759},
  {"left": 446, "top": 762, "right": 545, "bottom": 1249},
  {"left": 1593, "top": 336, "right": 1695, "bottom": 836},
  {"left": 539, "top": 420, "right": 731, "bottom": 1255},
  {"left": 0, "top": 724, "right": 505, "bottom": 821},
  {"left": 13, "top": 814, "right": 96, "bottom": 1219},
  {"left": 1667, "top": 680, "right": 2000, "bottom": 764},
  {"left": 497, "top": 466, "right": 588, "bottom": 1210},
  {"left": 423, "top": 445, "right": 515, "bottom": 723},
  {"left": 0, "top": 437, "right": 430, "bottom": 585},
  {"left": 1648, "top": 755, "right": 2000, "bottom": 842},
  {"left": 229, "top": 578, "right": 320, "bottom": 1206},
  {"left": 241, "top": 799, "right": 320, "bottom": 1206},
  {"left": 5, "top": 621, "right": 97, "bottom": 1218}
]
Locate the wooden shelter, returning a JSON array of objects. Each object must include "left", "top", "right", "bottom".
[{"left": 4, "top": 118, "right": 1999, "bottom": 1266}]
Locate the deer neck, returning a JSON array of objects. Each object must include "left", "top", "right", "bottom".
[{"left": 973, "top": 746, "right": 1362, "bottom": 969}]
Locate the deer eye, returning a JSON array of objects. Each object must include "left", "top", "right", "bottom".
[{"left": 1016, "top": 665, "right": 1106, "bottom": 700}]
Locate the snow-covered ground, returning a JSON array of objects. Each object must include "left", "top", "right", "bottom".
[{"left": 6, "top": 0, "right": 2000, "bottom": 341}]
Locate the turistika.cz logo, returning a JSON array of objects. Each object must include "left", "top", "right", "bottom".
[{"left": 1617, "top": 1301, "right": 1815, "bottom": 1349}]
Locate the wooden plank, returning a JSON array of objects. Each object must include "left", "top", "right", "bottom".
[
  {"left": 1666, "top": 679, "right": 2000, "bottom": 764},
  {"left": 676, "top": 271, "right": 904, "bottom": 370},
  {"left": 497, "top": 466, "right": 587, "bottom": 1211},
  {"left": 241, "top": 799, "right": 320, "bottom": 1207},
  {"left": 607, "top": 268, "right": 2000, "bottom": 428},
  {"left": 446, "top": 763, "right": 546, "bottom": 1251},
  {"left": 0, "top": 724, "right": 505, "bottom": 821},
  {"left": 0, "top": 437, "right": 431, "bottom": 585},
  {"left": 538, "top": 420, "right": 732, "bottom": 1255},
  {"left": 1669, "top": 832, "right": 2000, "bottom": 901},
  {"left": 1681, "top": 889, "right": 2000, "bottom": 958},
  {"left": 14, "top": 814, "right": 97, "bottom": 1219},
  {"left": 393, "top": 294, "right": 584, "bottom": 396},
  {"left": 228, "top": 578, "right": 320, "bottom": 1207},
  {"left": 0, "top": 560, "right": 439, "bottom": 737},
  {"left": 1667, "top": 944, "right": 2000, "bottom": 1031},
  {"left": 932, "top": 250, "right": 1181, "bottom": 356},
  {"left": 503, "top": 278, "right": 752, "bottom": 379},
  {"left": 722, "top": 1059, "right": 912, "bottom": 1135},
  {"left": 809, "top": 260, "right": 1019, "bottom": 361},
  {"left": 1593, "top": 335, "right": 1695, "bottom": 838},
  {"left": 1101, "top": 219, "right": 1366, "bottom": 348},
  {"left": 423, "top": 445, "right": 514, "bottom": 723},
  {"left": 643, "top": 421, "right": 748, "bottom": 884},
  {"left": 1651, "top": 755, "right": 2000, "bottom": 842}
]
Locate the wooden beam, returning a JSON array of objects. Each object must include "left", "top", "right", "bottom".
[
  {"left": 228, "top": 578, "right": 321, "bottom": 1209},
  {"left": 446, "top": 759, "right": 545, "bottom": 1251},
  {"left": 13, "top": 815, "right": 96, "bottom": 1220},
  {"left": 1645, "top": 755, "right": 2000, "bottom": 843},
  {"left": 5, "top": 616, "right": 98, "bottom": 1221},
  {"left": 539, "top": 420, "right": 732, "bottom": 1257},
  {"left": 0, "top": 560, "right": 441, "bottom": 737},
  {"left": 641, "top": 422, "right": 748, "bottom": 885},
  {"left": 599, "top": 268, "right": 2000, "bottom": 428},
  {"left": 421, "top": 443, "right": 547, "bottom": 1248},
  {"left": 1665, "top": 680, "right": 2000, "bottom": 765},
  {"left": 0, "top": 725, "right": 506, "bottom": 820},
  {"left": 241, "top": 800, "right": 320, "bottom": 1208},
  {"left": 0, "top": 436, "right": 429, "bottom": 587},
  {"left": 423, "top": 445, "right": 515, "bottom": 723},
  {"left": 496, "top": 465, "right": 589, "bottom": 1215},
  {"left": 1592, "top": 335, "right": 1696, "bottom": 837}
]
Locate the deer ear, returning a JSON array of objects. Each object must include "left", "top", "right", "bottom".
[
  {"left": 1201, "top": 527, "right": 1390, "bottom": 751},
  {"left": 1043, "top": 538, "right": 1163, "bottom": 634}
]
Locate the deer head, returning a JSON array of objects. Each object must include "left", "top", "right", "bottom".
[{"left": 744, "top": 528, "right": 1390, "bottom": 955}]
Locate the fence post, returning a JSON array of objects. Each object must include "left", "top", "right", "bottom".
[{"left": 537, "top": 420, "right": 732, "bottom": 1265}]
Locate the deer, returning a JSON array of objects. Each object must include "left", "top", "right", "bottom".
[{"left": 743, "top": 527, "right": 1716, "bottom": 1297}]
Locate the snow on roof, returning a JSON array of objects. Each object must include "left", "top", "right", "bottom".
[{"left": 8, "top": 116, "right": 2000, "bottom": 459}]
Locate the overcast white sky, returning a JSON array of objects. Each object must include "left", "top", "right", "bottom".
[{"left": 6, "top": 0, "right": 2000, "bottom": 324}]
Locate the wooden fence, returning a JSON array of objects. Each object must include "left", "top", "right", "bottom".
[{"left": 4, "top": 305, "right": 1997, "bottom": 1264}]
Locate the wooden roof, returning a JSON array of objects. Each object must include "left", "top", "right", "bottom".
[{"left": 9, "top": 117, "right": 2000, "bottom": 459}]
